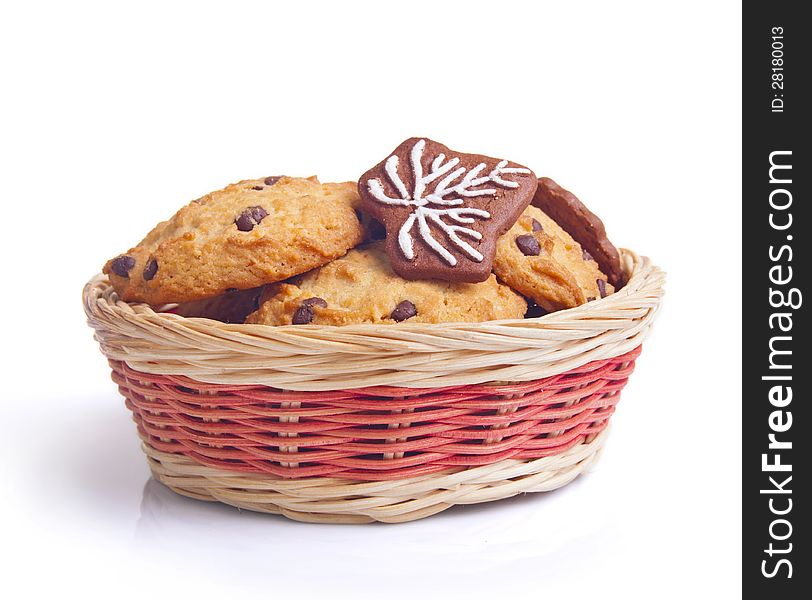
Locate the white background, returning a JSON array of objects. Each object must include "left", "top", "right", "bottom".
[{"left": 1, "top": 1, "right": 742, "bottom": 598}]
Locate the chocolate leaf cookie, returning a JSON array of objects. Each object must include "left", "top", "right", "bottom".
[{"left": 358, "top": 138, "right": 537, "bottom": 283}]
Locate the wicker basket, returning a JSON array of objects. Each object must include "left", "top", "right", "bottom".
[{"left": 84, "top": 249, "right": 664, "bottom": 523}]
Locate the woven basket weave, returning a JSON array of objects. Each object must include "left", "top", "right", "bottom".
[{"left": 84, "top": 249, "right": 664, "bottom": 523}]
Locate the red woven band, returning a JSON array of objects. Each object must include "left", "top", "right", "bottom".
[{"left": 110, "top": 347, "right": 640, "bottom": 481}]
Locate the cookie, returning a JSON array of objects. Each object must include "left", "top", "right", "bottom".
[
  {"left": 103, "top": 176, "right": 365, "bottom": 304},
  {"left": 493, "top": 206, "right": 614, "bottom": 312},
  {"left": 532, "top": 177, "right": 624, "bottom": 286},
  {"left": 358, "top": 138, "right": 536, "bottom": 283},
  {"left": 169, "top": 286, "right": 265, "bottom": 323},
  {"left": 245, "top": 242, "right": 527, "bottom": 326}
]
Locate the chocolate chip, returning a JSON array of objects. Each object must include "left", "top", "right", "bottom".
[
  {"left": 250, "top": 206, "right": 268, "bottom": 222},
  {"left": 515, "top": 234, "right": 540, "bottom": 256},
  {"left": 597, "top": 279, "right": 607, "bottom": 298},
  {"left": 292, "top": 304, "right": 314, "bottom": 325},
  {"left": 587, "top": 297, "right": 596, "bottom": 302},
  {"left": 251, "top": 186, "right": 264, "bottom": 191},
  {"left": 264, "top": 176, "right": 283, "bottom": 186},
  {"left": 531, "top": 218, "right": 543, "bottom": 232},
  {"left": 391, "top": 300, "right": 417, "bottom": 322},
  {"left": 235, "top": 206, "right": 268, "bottom": 232},
  {"left": 110, "top": 255, "right": 136, "bottom": 278},
  {"left": 583, "top": 248, "right": 594, "bottom": 262},
  {"left": 143, "top": 257, "right": 158, "bottom": 281},
  {"left": 302, "top": 297, "right": 327, "bottom": 309},
  {"left": 235, "top": 213, "right": 255, "bottom": 232},
  {"left": 524, "top": 301, "right": 548, "bottom": 319}
]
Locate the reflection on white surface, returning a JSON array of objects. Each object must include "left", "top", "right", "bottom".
[{"left": 133, "top": 469, "right": 615, "bottom": 595}]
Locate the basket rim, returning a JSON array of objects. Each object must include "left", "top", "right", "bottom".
[
  {"left": 84, "top": 248, "right": 664, "bottom": 333},
  {"left": 84, "top": 248, "right": 665, "bottom": 390}
]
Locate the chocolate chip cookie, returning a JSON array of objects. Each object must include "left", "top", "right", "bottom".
[
  {"left": 103, "top": 176, "right": 365, "bottom": 304},
  {"left": 245, "top": 242, "right": 527, "bottom": 326},
  {"left": 532, "top": 177, "right": 624, "bottom": 287},
  {"left": 493, "top": 206, "right": 614, "bottom": 312}
]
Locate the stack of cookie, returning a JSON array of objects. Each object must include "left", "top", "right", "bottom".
[{"left": 104, "top": 138, "right": 623, "bottom": 325}]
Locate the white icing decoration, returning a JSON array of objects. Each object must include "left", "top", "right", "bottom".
[{"left": 366, "top": 139, "right": 531, "bottom": 265}]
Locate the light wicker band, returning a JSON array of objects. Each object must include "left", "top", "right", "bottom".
[
  {"left": 84, "top": 249, "right": 664, "bottom": 391},
  {"left": 142, "top": 427, "right": 609, "bottom": 524}
]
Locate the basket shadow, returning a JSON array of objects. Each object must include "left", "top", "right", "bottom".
[
  {"left": 133, "top": 472, "right": 608, "bottom": 590},
  {"left": 43, "top": 393, "right": 149, "bottom": 520}
]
